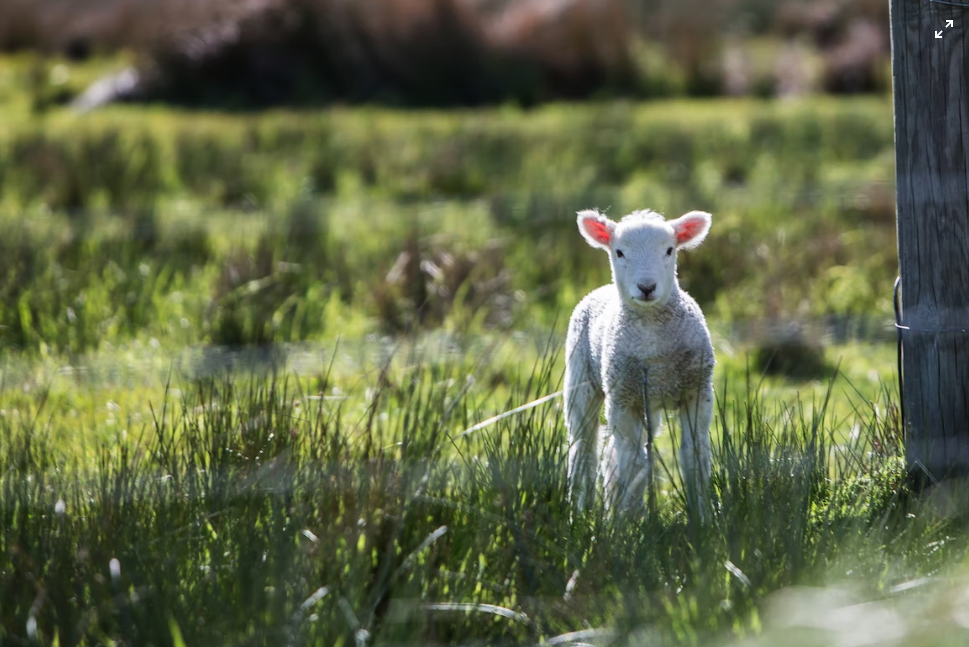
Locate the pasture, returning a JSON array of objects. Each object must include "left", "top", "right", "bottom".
[{"left": 2, "top": 54, "right": 968, "bottom": 646}]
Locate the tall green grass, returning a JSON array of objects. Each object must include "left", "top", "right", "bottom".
[{"left": 1, "top": 344, "right": 964, "bottom": 646}]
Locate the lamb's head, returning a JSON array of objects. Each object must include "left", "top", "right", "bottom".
[{"left": 577, "top": 208, "right": 712, "bottom": 309}]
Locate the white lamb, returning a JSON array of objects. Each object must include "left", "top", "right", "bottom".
[{"left": 564, "top": 208, "right": 715, "bottom": 513}]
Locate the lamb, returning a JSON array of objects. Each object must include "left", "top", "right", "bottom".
[{"left": 564, "top": 208, "right": 715, "bottom": 513}]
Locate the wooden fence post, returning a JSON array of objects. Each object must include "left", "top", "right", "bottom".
[{"left": 892, "top": 0, "right": 969, "bottom": 483}]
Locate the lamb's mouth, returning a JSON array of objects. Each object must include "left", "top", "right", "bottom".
[{"left": 631, "top": 296, "right": 659, "bottom": 305}]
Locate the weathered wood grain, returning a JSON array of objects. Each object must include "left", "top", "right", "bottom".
[{"left": 892, "top": 0, "right": 969, "bottom": 481}]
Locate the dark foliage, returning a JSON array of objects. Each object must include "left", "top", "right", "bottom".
[{"left": 4, "top": 0, "right": 892, "bottom": 108}]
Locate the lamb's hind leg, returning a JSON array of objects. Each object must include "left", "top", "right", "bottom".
[
  {"left": 565, "top": 368, "right": 602, "bottom": 510},
  {"left": 679, "top": 381, "right": 714, "bottom": 515}
]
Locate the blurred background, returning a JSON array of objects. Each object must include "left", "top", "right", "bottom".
[
  {"left": 2, "top": 0, "right": 890, "bottom": 107},
  {"left": 0, "top": 0, "right": 897, "bottom": 382}
]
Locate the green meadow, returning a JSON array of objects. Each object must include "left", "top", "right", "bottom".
[{"left": 3, "top": 55, "right": 968, "bottom": 646}]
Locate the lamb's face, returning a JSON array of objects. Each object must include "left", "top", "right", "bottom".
[
  {"left": 577, "top": 209, "right": 712, "bottom": 310},
  {"left": 610, "top": 217, "right": 679, "bottom": 308}
]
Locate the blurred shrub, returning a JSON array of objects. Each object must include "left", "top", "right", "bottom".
[
  {"left": 751, "top": 325, "right": 833, "bottom": 380},
  {"left": 68, "top": 0, "right": 640, "bottom": 108},
  {"left": 3, "top": 0, "right": 891, "bottom": 108},
  {"left": 207, "top": 197, "right": 338, "bottom": 346},
  {"left": 209, "top": 237, "right": 283, "bottom": 347},
  {"left": 375, "top": 234, "right": 514, "bottom": 333}
]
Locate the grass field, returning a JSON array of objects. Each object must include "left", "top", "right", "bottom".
[{"left": 3, "top": 55, "right": 969, "bottom": 646}]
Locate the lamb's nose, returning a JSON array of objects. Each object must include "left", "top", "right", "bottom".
[{"left": 637, "top": 283, "right": 656, "bottom": 299}]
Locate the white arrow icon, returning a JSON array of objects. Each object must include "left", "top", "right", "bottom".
[
  {"left": 936, "top": 30, "right": 943, "bottom": 38},
  {"left": 947, "top": 20, "right": 954, "bottom": 28}
]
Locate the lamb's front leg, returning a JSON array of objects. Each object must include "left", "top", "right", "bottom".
[
  {"left": 601, "top": 397, "right": 649, "bottom": 512},
  {"left": 565, "top": 370, "right": 603, "bottom": 511},
  {"left": 679, "top": 381, "right": 714, "bottom": 514}
]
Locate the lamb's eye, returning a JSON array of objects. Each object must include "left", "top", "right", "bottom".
[
  {"left": 666, "top": 247, "right": 673, "bottom": 256},
  {"left": 616, "top": 250, "right": 624, "bottom": 258}
]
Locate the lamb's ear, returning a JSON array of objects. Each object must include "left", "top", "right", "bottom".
[
  {"left": 669, "top": 211, "right": 711, "bottom": 250},
  {"left": 577, "top": 210, "right": 616, "bottom": 250}
]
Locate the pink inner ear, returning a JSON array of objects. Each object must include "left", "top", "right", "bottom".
[
  {"left": 584, "top": 219, "right": 612, "bottom": 246},
  {"left": 675, "top": 217, "right": 705, "bottom": 245}
]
